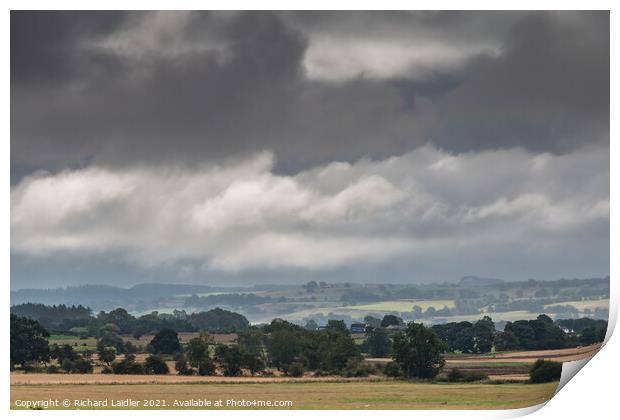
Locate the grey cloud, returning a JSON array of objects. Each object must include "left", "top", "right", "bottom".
[
  {"left": 11, "top": 11, "right": 130, "bottom": 87},
  {"left": 436, "top": 11, "right": 609, "bottom": 153},
  {"left": 10, "top": 146, "right": 609, "bottom": 273},
  {"left": 10, "top": 11, "right": 609, "bottom": 286},
  {"left": 11, "top": 11, "right": 609, "bottom": 175}
]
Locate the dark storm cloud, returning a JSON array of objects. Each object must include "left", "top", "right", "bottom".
[
  {"left": 11, "top": 11, "right": 609, "bottom": 174},
  {"left": 11, "top": 10, "right": 130, "bottom": 86},
  {"left": 436, "top": 11, "right": 610, "bottom": 153}
]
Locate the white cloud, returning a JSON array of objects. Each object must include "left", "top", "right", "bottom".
[
  {"left": 10, "top": 146, "right": 609, "bottom": 272},
  {"left": 303, "top": 36, "right": 499, "bottom": 81}
]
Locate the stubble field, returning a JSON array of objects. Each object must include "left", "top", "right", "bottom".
[{"left": 11, "top": 380, "right": 559, "bottom": 410}]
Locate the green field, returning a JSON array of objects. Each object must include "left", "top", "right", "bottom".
[
  {"left": 348, "top": 300, "right": 455, "bottom": 312},
  {"left": 437, "top": 311, "right": 535, "bottom": 323},
  {"left": 274, "top": 299, "right": 458, "bottom": 322},
  {"left": 544, "top": 299, "right": 609, "bottom": 311},
  {"left": 49, "top": 336, "right": 98, "bottom": 349},
  {"left": 11, "top": 381, "right": 558, "bottom": 410}
]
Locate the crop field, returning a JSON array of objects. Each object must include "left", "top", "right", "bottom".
[{"left": 10, "top": 380, "right": 559, "bottom": 410}]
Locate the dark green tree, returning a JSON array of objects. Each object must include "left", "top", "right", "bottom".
[
  {"left": 98, "top": 347, "right": 117, "bottom": 366},
  {"left": 241, "top": 350, "right": 265, "bottom": 375},
  {"left": 149, "top": 328, "right": 182, "bottom": 354},
  {"left": 473, "top": 316, "right": 495, "bottom": 353},
  {"left": 215, "top": 344, "right": 242, "bottom": 376},
  {"left": 326, "top": 319, "right": 348, "bottom": 334},
  {"left": 392, "top": 322, "right": 445, "bottom": 379},
  {"left": 494, "top": 330, "right": 520, "bottom": 351},
  {"left": 381, "top": 314, "right": 404, "bottom": 328},
  {"left": 266, "top": 327, "right": 303, "bottom": 370},
  {"left": 364, "top": 315, "right": 382, "bottom": 329},
  {"left": 365, "top": 327, "right": 392, "bottom": 357},
  {"left": 189, "top": 308, "right": 249, "bottom": 332},
  {"left": 185, "top": 333, "right": 216, "bottom": 376},
  {"left": 10, "top": 315, "right": 50, "bottom": 369},
  {"left": 529, "top": 359, "right": 562, "bottom": 383}
]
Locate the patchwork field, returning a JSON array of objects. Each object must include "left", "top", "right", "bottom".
[{"left": 10, "top": 381, "right": 559, "bottom": 410}]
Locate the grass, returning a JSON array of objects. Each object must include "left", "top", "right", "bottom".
[
  {"left": 10, "top": 380, "right": 558, "bottom": 410},
  {"left": 49, "top": 334, "right": 82, "bottom": 341},
  {"left": 49, "top": 337, "right": 98, "bottom": 348}
]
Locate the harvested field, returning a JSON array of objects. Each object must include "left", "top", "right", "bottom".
[
  {"left": 10, "top": 380, "right": 559, "bottom": 409},
  {"left": 445, "top": 343, "right": 601, "bottom": 364},
  {"left": 10, "top": 372, "right": 386, "bottom": 386},
  {"left": 487, "top": 374, "right": 530, "bottom": 382},
  {"left": 367, "top": 344, "right": 601, "bottom": 381},
  {"left": 366, "top": 343, "right": 601, "bottom": 366}
]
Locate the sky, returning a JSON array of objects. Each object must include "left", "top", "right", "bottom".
[{"left": 10, "top": 11, "right": 610, "bottom": 289}]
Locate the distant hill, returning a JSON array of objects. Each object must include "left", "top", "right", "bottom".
[
  {"left": 9, "top": 283, "right": 224, "bottom": 309},
  {"left": 460, "top": 276, "right": 505, "bottom": 287}
]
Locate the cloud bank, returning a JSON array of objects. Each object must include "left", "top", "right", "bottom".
[
  {"left": 10, "top": 11, "right": 609, "bottom": 285},
  {"left": 11, "top": 146, "right": 609, "bottom": 273}
]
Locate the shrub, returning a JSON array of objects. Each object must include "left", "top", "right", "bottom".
[
  {"left": 101, "top": 366, "right": 112, "bottom": 374},
  {"left": 447, "top": 368, "right": 464, "bottom": 382},
  {"left": 343, "top": 357, "right": 372, "bottom": 377},
  {"left": 384, "top": 361, "right": 402, "bottom": 377},
  {"left": 175, "top": 359, "right": 195, "bottom": 376},
  {"left": 72, "top": 358, "right": 94, "bottom": 374},
  {"left": 46, "top": 365, "right": 60, "bottom": 374},
  {"left": 529, "top": 359, "right": 562, "bottom": 383},
  {"left": 447, "top": 368, "right": 488, "bottom": 382},
  {"left": 111, "top": 357, "right": 144, "bottom": 374},
  {"left": 198, "top": 359, "right": 216, "bottom": 376},
  {"left": 144, "top": 355, "right": 170, "bottom": 375},
  {"left": 286, "top": 362, "right": 304, "bottom": 377},
  {"left": 61, "top": 358, "right": 74, "bottom": 373}
]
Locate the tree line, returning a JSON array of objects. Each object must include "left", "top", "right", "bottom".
[
  {"left": 10, "top": 304, "right": 250, "bottom": 336},
  {"left": 11, "top": 309, "right": 606, "bottom": 381}
]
